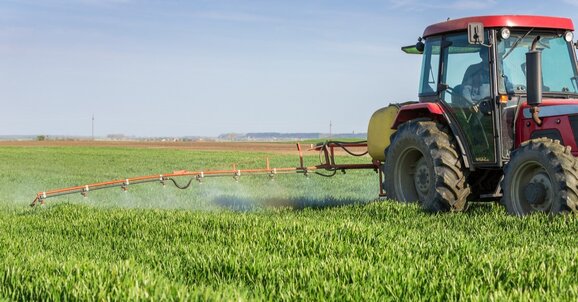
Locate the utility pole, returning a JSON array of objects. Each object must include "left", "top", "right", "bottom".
[
  {"left": 92, "top": 114, "right": 94, "bottom": 140},
  {"left": 329, "top": 120, "right": 332, "bottom": 139}
]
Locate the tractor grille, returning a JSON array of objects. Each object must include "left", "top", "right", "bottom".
[{"left": 569, "top": 115, "right": 578, "bottom": 146}]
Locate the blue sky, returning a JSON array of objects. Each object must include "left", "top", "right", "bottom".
[{"left": 2, "top": 0, "right": 578, "bottom": 137}]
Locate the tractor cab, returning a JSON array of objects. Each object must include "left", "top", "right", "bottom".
[
  {"left": 380, "top": 15, "right": 578, "bottom": 215},
  {"left": 405, "top": 15, "right": 578, "bottom": 167}
]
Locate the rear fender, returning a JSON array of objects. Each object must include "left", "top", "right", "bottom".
[
  {"left": 392, "top": 102, "right": 471, "bottom": 169},
  {"left": 392, "top": 103, "right": 445, "bottom": 129}
]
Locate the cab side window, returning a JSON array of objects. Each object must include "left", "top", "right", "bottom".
[
  {"left": 440, "top": 32, "right": 495, "bottom": 163},
  {"left": 441, "top": 34, "right": 490, "bottom": 106},
  {"left": 418, "top": 37, "right": 441, "bottom": 96}
]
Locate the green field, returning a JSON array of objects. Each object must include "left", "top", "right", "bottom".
[{"left": 1, "top": 145, "right": 578, "bottom": 301}]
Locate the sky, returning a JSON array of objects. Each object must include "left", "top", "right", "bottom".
[{"left": 2, "top": 0, "right": 578, "bottom": 137}]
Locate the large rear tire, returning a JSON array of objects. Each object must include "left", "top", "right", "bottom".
[
  {"left": 384, "top": 120, "right": 470, "bottom": 212},
  {"left": 502, "top": 138, "right": 578, "bottom": 215}
]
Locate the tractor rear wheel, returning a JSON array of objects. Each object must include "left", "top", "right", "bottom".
[
  {"left": 502, "top": 138, "right": 578, "bottom": 215},
  {"left": 384, "top": 120, "right": 470, "bottom": 212}
]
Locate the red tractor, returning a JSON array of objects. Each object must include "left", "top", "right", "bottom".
[{"left": 368, "top": 15, "right": 578, "bottom": 215}]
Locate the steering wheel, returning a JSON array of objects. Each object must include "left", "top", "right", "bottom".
[
  {"left": 443, "top": 84, "right": 491, "bottom": 150},
  {"left": 446, "top": 84, "right": 477, "bottom": 109}
]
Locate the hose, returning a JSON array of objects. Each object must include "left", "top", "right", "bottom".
[
  {"left": 167, "top": 177, "right": 194, "bottom": 189},
  {"left": 317, "top": 140, "right": 368, "bottom": 165},
  {"left": 315, "top": 140, "right": 369, "bottom": 177},
  {"left": 332, "top": 141, "right": 369, "bottom": 157},
  {"left": 315, "top": 170, "right": 338, "bottom": 177}
]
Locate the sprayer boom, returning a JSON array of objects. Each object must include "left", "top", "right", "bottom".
[{"left": 31, "top": 142, "right": 381, "bottom": 206}]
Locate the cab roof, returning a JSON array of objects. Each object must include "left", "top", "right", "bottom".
[{"left": 423, "top": 15, "right": 574, "bottom": 38}]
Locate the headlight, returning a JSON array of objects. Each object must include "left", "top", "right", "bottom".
[
  {"left": 564, "top": 31, "right": 574, "bottom": 42},
  {"left": 499, "top": 27, "right": 510, "bottom": 40}
]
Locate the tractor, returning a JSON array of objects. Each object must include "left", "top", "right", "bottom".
[{"left": 367, "top": 15, "right": 578, "bottom": 215}]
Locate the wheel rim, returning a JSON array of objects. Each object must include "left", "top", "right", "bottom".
[
  {"left": 414, "top": 157, "right": 430, "bottom": 201},
  {"left": 510, "top": 160, "right": 554, "bottom": 214},
  {"left": 394, "top": 147, "right": 428, "bottom": 202}
]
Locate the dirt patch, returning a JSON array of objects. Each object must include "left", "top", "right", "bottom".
[{"left": 0, "top": 140, "right": 367, "bottom": 155}]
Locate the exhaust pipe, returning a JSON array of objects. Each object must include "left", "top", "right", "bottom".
[{"left": 526, "top": 36, "right": 542, "bottom": 126}]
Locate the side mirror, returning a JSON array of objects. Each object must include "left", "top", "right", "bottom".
[
  {"left": 467, "top": 23, "right": 485, "bottom": 45},
  {"left": 416, "top": 40, "right": 424, "bottom": 53}
]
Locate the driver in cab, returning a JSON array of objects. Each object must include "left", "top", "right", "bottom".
[{"left": 461, "top": 47, "right": 490, "bottom": 106}]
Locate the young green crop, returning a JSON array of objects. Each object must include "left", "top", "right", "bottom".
[{"left": 1, "top": 145, "right": 578, "bottom": 301}]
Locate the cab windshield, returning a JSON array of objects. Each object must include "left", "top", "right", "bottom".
[{"left": 497, "top": 30, "right": 578, "bottom": 96}]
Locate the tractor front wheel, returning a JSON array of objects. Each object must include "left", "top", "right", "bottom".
[
  {"left": 502, "top": 138, "right": 578, "bottom": 215},
  {"left": 384, "top": 120, "right": 470, "bottom": 212}
]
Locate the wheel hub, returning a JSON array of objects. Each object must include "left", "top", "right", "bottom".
[
  {"left": 526, "top": 172, "right": 552, "bottom": 210},
  {"left": 413, "top": 157, "right": 430, "bottom": 198},
  {"left": 510, "top": 159, "right": 556, "bottom": 214},
  {"left": 523, "top": 182, "right": 547, "bottom": 205}
]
